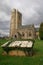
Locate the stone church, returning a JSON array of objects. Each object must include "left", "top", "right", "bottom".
[{"left": 10, "top": 9, "right": 35, "bottom": 39}]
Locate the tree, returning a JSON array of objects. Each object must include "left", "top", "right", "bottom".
[{"left": 39, "top": 23, "right": 43, "bottom": 40}]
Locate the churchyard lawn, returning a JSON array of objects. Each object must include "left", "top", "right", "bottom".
[{"left": 0, "top": 38, "right": 43, "bottom": 65}]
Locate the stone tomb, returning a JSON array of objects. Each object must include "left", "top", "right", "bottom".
[{"left": 1, "top": 41, "right": 34, "bottom": 56}]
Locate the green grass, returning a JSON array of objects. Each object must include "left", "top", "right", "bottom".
[
  {"left": 0, "top": 38, "right": 8, "bottom": 45},
  {"left": 0, "top": 39, "right": 43, "bottom": 65}
]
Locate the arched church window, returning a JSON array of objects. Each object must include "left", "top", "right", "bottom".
[
  {"left": 15, "top": 35, "right": 17, "bottom": 38},
  {"left": 22, "top": 33, "right": 24, "bottom": 36},
  {"left": 22, "top": 32, "right": 25, "bottom": 36},
  {"left": 29, "top": 32, "right": 31, "bottom": 36}
]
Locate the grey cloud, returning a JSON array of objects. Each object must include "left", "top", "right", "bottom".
[
  {"left": 0, "top": 21, "right": 10, "bottom": 29},
  {"left": 0, "top": 21, "right": 10, "bottom": 35},
  {"left": 0, "top": 0, "right": 11, "bottom": 15},
  {"left": 0, "top": 0, "right": 43, "bottom": 36},
  {"left": 0, "top": 5, "right": 11, "bottom": 15},
  {"left": 21, "top": 0, "right": 43, "bottom": 25},
  {"left": 0, "top": 0, "right": 11, "bottom": 35}
]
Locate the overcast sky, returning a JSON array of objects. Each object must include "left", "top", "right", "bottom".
[{"left": 0, "top": 0, "right": 43, "bottom": 36}]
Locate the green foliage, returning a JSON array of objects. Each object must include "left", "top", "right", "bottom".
[{"left": 39, "top": 23, "right": 43, "bottom": 40}]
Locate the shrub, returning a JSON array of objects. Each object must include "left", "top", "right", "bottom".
[{"left": 39, "top": 23, "right": 43, "bottom": 40}]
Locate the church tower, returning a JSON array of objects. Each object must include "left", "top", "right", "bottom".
[{"left": 10, "top": 9, "right": 22, "bottom": 37}]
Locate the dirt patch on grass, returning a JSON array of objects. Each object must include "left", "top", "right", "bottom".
[{"left": 2, "top": 51, "right": 7, "bottom": 55}]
